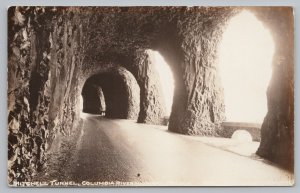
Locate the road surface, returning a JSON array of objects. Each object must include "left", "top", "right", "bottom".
[{"left": 45, "top": 114, "right": 294, "bottom": 186}]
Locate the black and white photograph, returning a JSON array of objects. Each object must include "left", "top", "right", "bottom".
[{"left": 7, "top": 6, "right": 294, "bottom": 186}]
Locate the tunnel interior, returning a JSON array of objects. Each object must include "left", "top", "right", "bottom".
[
  {"left": 81, "top": 67, "right": 140, "bottom": 120},
  {"left": 82, "top": 84, "right": 106, "bottom": 115},
  {"left": 7, "top": 6, "right": 294, "bottom": 184}
]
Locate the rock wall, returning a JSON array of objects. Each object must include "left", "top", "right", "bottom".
[
  {"left": 157, "top": 8, "right": 232, "bottom": 135},
  {"left": 133, "top": 50, "right": 166, "bottom": 124},
  {"left": 7, "top": 7, "right": 85, "bottom": 184},
  {"left": 253, "top": 7, "right": 294, "bottom": 171}
]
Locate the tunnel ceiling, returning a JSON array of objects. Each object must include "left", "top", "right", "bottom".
[{"left": 79, "top": 7, "right": 237, "bottom": 76}]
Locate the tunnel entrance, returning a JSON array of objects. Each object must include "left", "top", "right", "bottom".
[
  {"left": 81, "top": 67, "right": 140, "bottom": 120},
  {"left": 219, "top": 10, "right": 275, "bottom": 124}
]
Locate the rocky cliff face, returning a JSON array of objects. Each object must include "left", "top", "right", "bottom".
[{"left": 8, "top": 7, "right": 86, "bottom": 183}]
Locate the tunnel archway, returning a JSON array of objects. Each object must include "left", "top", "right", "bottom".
[{"left": 81, "top": 67, "right": 140, "bottom": 120}]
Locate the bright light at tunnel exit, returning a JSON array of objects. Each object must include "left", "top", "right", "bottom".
[
  {"left": 150, "top": 50, "right": 175, "bottom": 116},
  {"left": 79, "top": 95, "right": 86, "bottom": 118},
  {"left": 219, "top": 11, "right": 275, "bottom": 123}
]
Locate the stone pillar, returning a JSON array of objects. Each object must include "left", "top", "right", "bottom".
[
  {"left": 159, "top": 12, "right": 226, "bottom": 136},
  {"left": 116, "top": 68, "right": 141, "bottom": 120},
  {"left": 133, "top": 50, "right": 166, "bottom": 125},
  {"left": 255, "top": 7, "right": 294, "bottom": 170},
  {"left": 166, "top": 42, "right": 225, "bottom": 135}
]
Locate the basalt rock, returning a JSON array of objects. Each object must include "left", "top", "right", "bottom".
[
  {"left": 8, "top": 7, "right": 85, "bottom": 184},
  {"left": 133, "top": 50, "right": 166, "bottom": 125}
]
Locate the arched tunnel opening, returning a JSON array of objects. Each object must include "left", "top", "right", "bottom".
[
  {"left": 81, "top": 67, "right": 140, "bottom": 120},
  {"left": 219, "top": 10, "right": 275, "bottom": 124},
  {"left": 218, "top": 10, "right": 275, "bottom": 143}
]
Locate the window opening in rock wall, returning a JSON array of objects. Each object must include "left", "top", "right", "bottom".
[
  {"left": 219, "top": 10, "right": 275, "bottom": 125},
  {"left": 150, "top": 50, "right": 175, "bottom": 120}
]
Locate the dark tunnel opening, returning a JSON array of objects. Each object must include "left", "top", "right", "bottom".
[
  {"left": 81, "top": 84, "right": 106, "bottom": 116},
  {"left": 81, "top": 67, "right": 140, "bottom": 120}
]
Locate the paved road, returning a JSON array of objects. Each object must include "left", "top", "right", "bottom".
[{"left": 66, "top": 114, "right": 293, "bottom": 186}]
